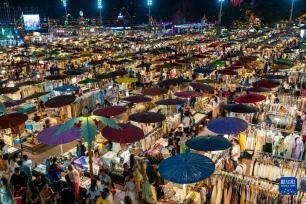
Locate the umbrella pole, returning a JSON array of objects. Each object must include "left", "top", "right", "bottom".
[
  {"left": 88, "top": 144, "right": 94, "bottom": 178},
  {"left": 60, "top": 144, "right": 63, "bottom": 155}
]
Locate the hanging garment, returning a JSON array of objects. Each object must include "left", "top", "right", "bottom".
[{"left": 294, "top": 137, "right": 304, "bottom": 160}]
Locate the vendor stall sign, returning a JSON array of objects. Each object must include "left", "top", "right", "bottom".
[{"left": 279, "top": 177, "right": 297, "bottom": 196}]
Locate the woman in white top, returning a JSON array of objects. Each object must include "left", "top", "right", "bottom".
[
  {"left": 124, "top": 175, "right": 138, "bottom": 204},
  {"left": 231, "top": 139, "right": 241, "bottom": 162}
]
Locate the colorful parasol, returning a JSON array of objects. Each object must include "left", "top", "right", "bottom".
[
  {"left": 253, "top": 79, "right": 280, "bottom": 89},
  {"left": 129, "top": 112, "right": 165, "bottom": 123},
  {"left": 44, "top": 74, "right": 67, "bottom": 81},
  {"left": 115, "top": 77, "right": 137, "bottom": 83},
  {"left": 155, "top": 98, "right": 187, "bottom": 106},
  {"left": 0, "top": 113, "right": 28, "bottom": 129},
  {"left": 45, "top": 95, "right": 76, "bottom": 108},
  {"left": 207, "top": 117, "right": 248, "bottom": 135},
  {"left": 216, "top": 69, "right": 238, "bottom": 75},
  {"left": 122, "top": 95, "right": 152, "bottom": 103},
  {"left": 102, "top": 123, "right": 144, "bottom": 143},
  {"left": 93, "top": 106, "right": 127, "bottom": 117},
  {"left": 224, "top": 104, "right": 259, "bottom": 113},
  {"left": 186, "top": 135, "right": 231, "bottom": 151},
  {"left": 37, "top": 125, "right": 81, "bottom": 145},
  {"left": 174, "top": 91, "right": 202, "bottom": 98},
  {"left": 234, "top": 94, "right": 266, "bottom": 104},
  {"left": 141, "top": 87, "right": 168, "bottom": 96},
  {"left": 158, "top": 153, "right": 215, "bottom": 184},
  {"left": 0, "top": 87, "right": 19, "bottom": 94},
  {"left": 78, "top": 78, "right": 99, "bottom": 84},
  {"left": 189, "top": 83, "right": 214, "bottom": 92}
]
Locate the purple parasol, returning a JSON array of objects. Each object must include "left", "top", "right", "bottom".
[
  {"left": 37, "top": 125, "right": 81, "bottom": 145},
  {"left": 174, "top": 91, "right": 202, "bottom": 98},
  {"left": 122, "top": 95, "right": 152, "bottom": 103},
  {"left": 141, "top": 87, "right": 168, "bottom": 96}
]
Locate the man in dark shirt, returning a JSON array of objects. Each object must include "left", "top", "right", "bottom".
[
  {"left": 48, "top": 158, "right": 64, "bottom": 192},
  {"left": 33, "top": 174, "right": 47, "bottom": 192},
  {"left": 10, "top": 167, "right": 28, "bottom": 188}
]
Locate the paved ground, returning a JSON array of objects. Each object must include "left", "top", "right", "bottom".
[{"left": 22, "top": 140, "right": 78, "bottom": 165}]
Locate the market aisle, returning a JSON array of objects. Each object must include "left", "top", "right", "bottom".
[{"left": 24, "top": 140, "right": 78, "bottom": 165}]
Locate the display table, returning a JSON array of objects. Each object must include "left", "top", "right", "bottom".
[{"left": 22, "top": 142, "right": 49, "bottom": 154}]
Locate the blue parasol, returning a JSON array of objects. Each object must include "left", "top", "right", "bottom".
[
  {"left": 193, "top": 67, "right": 213, "bottom": 74},
  {"left": 48, "top": 67, "right": 63, "bottom": 72},
  {"left": 158, "top": 153, "right": 215, "bottom": 184},
  {"left": 53, "top": 85, "right": 80, "bottom": 92},
  {"left": 186, "top": 135, "right": 231, "bottom": 151},
  {"left": 207, "top": 117, "right": 248, "bottom": 135}
]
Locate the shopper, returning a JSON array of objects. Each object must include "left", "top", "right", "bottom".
[
  {"left": 33, "top": 174, "right": 46, "bottom": 193},
  {"left": 98, "top": 169, "right": 112, "bottom": 191},
  {"left": 234, "top": 158, "right": 246, "bottom": 175},
  {"left": 231, "top": 139, "right": 241, "bottom": 168},
  {"left": 142, "top": 178, "right": 157, "bottom": 204},
  {"left": 22, "top": 155, "right": 32, "bottom": 172},
  {"left": 0, "top": 177, "right": 12, "bottom": 204},
  {"left": 60, "top": 177, "right": 74, "bottom": 204},
  {"left": 76, "top": 140, "right": 86, "bottom": 158},
  {"left": 47, "top": 158, "right": 64, "bottom": 192},
  {"left": 67, "top": 164, "right": 80, "bottom": 201},
  {"left": 40, "top": 183, "right": 54, "bottom": 204},
  {"left": 10, "top": 167, "right": 28, "bottom": 188},
  {"left": 124, "top": 175, "right": 138, "bottom": 204},
  {"left": 17, "top": 160, "right": 32, "bottom": 182},
  {"left": 27, "top": 182, "right": 40, "bottom": 204},
  {"left": 96, "top": 189, "right": 110, "bottom": 204},
  {"left": 86, "top": 179, "right": 99, "bottom": 204}
]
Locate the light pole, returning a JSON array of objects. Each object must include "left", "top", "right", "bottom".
[
  {"left": 218, "top": 0, "right": 224, "bottom": 26},
  {"left": 289, "top": 0, "right": 294, "bottom": 23},
  {"left": 98, "top": 0, "right": 102, "bottom": 25},
  {"left": 61, "top": 0, "right": 68, "bottom": 24},
  {"left": 147, "top": 0, "right": 152, "bottom": 25}
]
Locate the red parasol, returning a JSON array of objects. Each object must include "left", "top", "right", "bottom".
[
  {"left": 216, "top": 69, "right": 238, "bottom": 75},
  {"left": 93, "top": 106, "right": 127, "bottom": 117},
  {"left": 129, "top": 112, "right": 166, "bottom": 123},
  {"left": 141, "top": 87, "right": 168, "bottom": 96},
  {"left": 45, "top": 95, "right": 76, "bottom": 108},
  {"left": 122, "top": 95, "right": 152, "bottom": 103},
  {"left": 0, "top": 87, "right": 19, "bottom": 94},
  {"left": 44, "top": 74, "right": 67, "bottom": 81},
  {"left": 102, "top": 123, "right": 144, "bottom": 143},
  {"left": 253, "top": 79, "right": 280, "bottom": 89},
  {"left": 189, "top": 83, "right": 214, "bottom": 92},
  {"left": 0, "top": 113, "right": 28, "bottom": 129},
  {"left": 247, "top": 87, "right": 271, "bottom": 93},
  {"left": 174, "top": 91, "right": 202, "bottom": 98},
  {"left": 234, "top": 94, "right": 266, "bottom": 104}
]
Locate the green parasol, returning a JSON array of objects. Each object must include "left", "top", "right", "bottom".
[
  {"left": 209, "top": 60, "right": 226, "bottom": 67},
  {"left": 0, "top": 103, "right": 6, "bottom": 114},
  {"left": 78, "top": 78, "right": 99, "bottom": 84},
  {"left": 23, "top": 92, "right": 50, "bottom": 101}
]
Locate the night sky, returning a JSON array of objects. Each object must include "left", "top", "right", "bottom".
[{"left": 5, "top": 0, "right": 306, "bottom": 25}]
